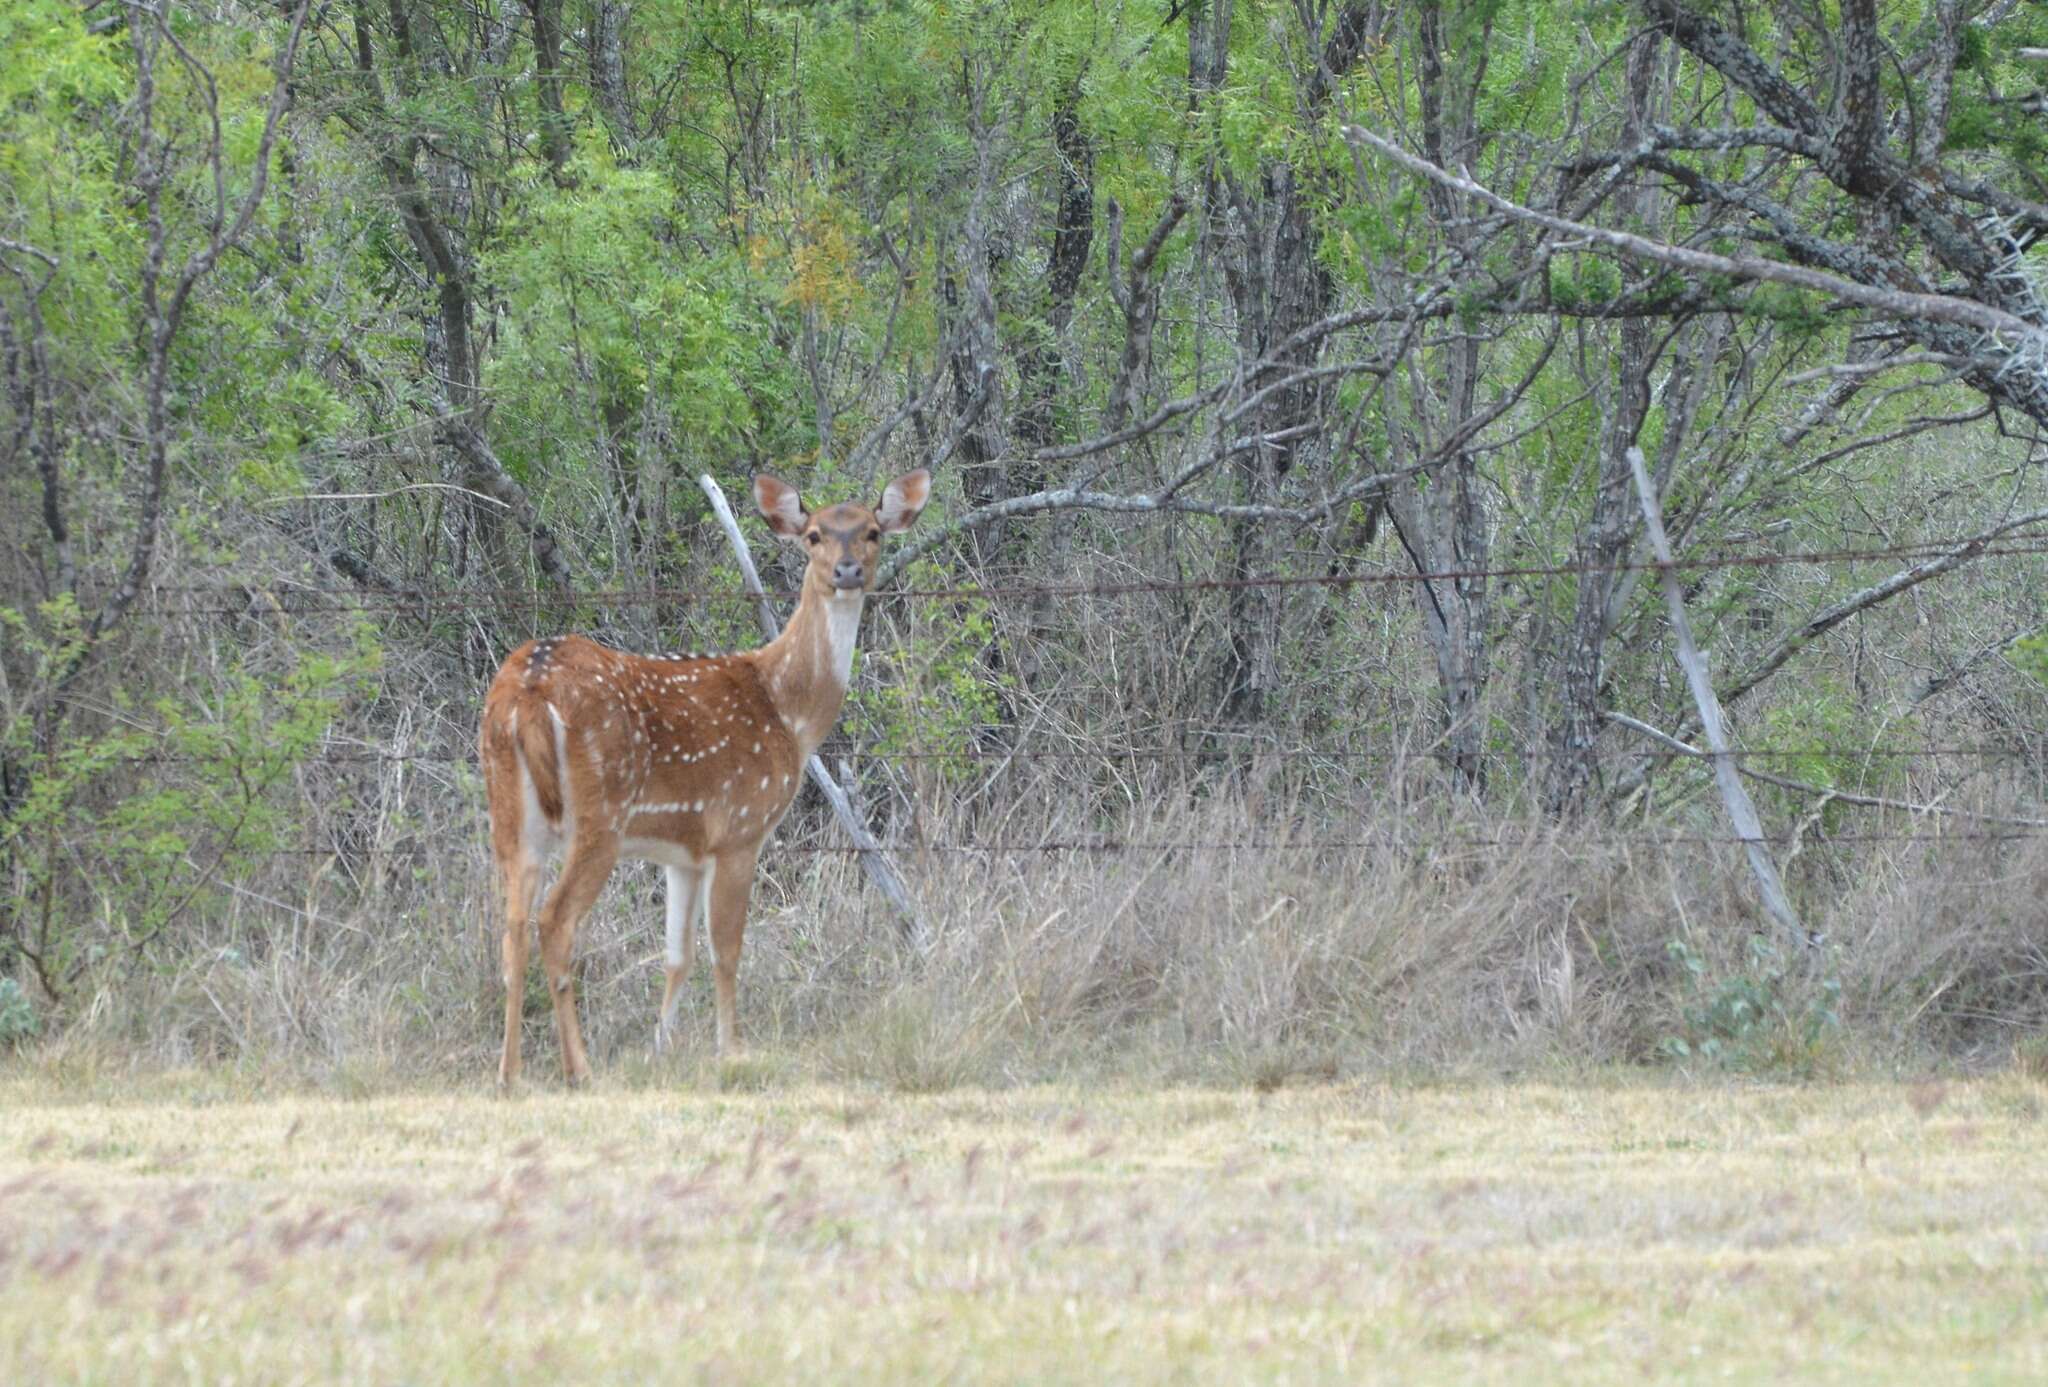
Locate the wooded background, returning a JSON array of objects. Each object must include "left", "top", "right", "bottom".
[{"left": 5, "top": 0, "right": 2048, "bottom": 1078}]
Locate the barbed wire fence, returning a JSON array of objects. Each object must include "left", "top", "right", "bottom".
[
  {"left": 101, "top": 531, "right": 2048, "bottom": 616},
  {"left": 72, "top": 533, "right": 2048, "bottom": 870}
]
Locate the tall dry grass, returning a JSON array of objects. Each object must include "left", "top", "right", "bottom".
[{"left": 23, "top": 757, "right": 2048, "bottom": 1090}]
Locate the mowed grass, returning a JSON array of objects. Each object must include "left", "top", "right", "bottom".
[{"left": 2, "top": 1076, "right": 2045, "bottom": 1383}]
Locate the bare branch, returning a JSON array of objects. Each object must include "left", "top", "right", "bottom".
[
  {"left": 1783, "top": 352, "right": 1978, "bottom": 384},
  {"left": 1910, "top": 625, "right": 2045, "bottom": 707},
  {"left": 1104, "top": 192, "right": 1188, "bottom": 432},
  {"left": 1560, "top": 121, "right": 1827, "bottom": 169},
  {"left": 1717, "top": 505, "right": 2048, "bottom": 709},
  {"left": 1340, "top": 123, "right": 2038, "bottom": 340},
  {"left": 1606, "top": 712, "right": 2048, "bottom": 827},
  {"left": 262, "top": 482, "right": 512, "bottom": 508},
  {"left": 877, "top": 461, "right": 1417, "bottom": 587},
  {"left": 433, "top": 412, "right": 575, "bottom": 589},
  {"left": 0, "top": 238, "right": 60, "bottom": 269},
  {"left": 843, "top": 342, "right": 955, "bottom": 484}
]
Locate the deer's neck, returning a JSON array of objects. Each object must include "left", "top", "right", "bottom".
[{"left": 752, "top": 580, "right": 864, "bottom": 756}]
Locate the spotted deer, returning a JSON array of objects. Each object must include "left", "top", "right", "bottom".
[{"left": 478, "top": 469, "right": 930, "bottom": 1086}]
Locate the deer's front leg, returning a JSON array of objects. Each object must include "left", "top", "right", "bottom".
[
  {"left": 655, "top": 862, "right": 705, "bottom": 1054},
  {"left": 707, "top": 846, "right": 760, "bottom": 1055}
]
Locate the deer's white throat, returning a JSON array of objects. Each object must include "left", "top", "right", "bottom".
[{"left": 824, "top": 590, "right": 864, "bottom": 687}]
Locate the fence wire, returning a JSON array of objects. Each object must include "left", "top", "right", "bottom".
[
  {"left": 38, "top": 527, "right": 2048, "bottom": 869},
  {"left": 105, "top": 531, "right": 2048, "bottom": 616},
  {"left": 112, "top": 741, "right": 2048, "bottom": 766},
  {"left": 112, "top": 733, "right": 2048, "bottom": 861},
  {"left": 254, "top": 827, "right": 2048, "bottom": 860}
]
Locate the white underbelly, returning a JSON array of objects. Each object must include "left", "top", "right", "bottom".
[{"left": 619, "top": 837, "right": 706, "bottom": 870}]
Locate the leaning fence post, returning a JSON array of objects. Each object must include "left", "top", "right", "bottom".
[
  {"left": 696, "top": 473, "right": 930, "bottom": 950},
  {"left": 1626, "top": 447, "right": 1806, "bottom": 950}
]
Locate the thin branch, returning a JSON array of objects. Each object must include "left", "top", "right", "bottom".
[
  {"left": 1606, "top": 712, "right": 2048, "bottom": 827},
  {"left": 1719, "top": 505, "right": 2048, "bottom": 709},
  {"left": 432, "top": 408, "right": 575, "bottom": 587},
  {"left": 1340, "top": 123, "right": 2040, "bottom": 340},
  {"left": 86, "top": 0, "right": 319, "bottom": 653},
  {"left": 1104, "top": 192, "right": 1188, "bottom": 431},
  {"left": 877, "top": 462, "right": 1419, "bottom": 587},
  {"left": 0, "top": 238, "right": 60, "bottom": 268},
  {"left": 262, "top": 482, "right": 510, "bottom": 508},
  {"left": 843, "top": 337, "right": 956, "bottom": 484},
  {"left": 1783, "top": 352, "right": 1978, "bottom": 384},
  {"left": 1910, "top": 624, "right": 2045, "bottom": 707}
]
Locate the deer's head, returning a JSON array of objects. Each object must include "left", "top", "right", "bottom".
[{"left": 754, "top": 469, "right": 930, "bottom": 595}]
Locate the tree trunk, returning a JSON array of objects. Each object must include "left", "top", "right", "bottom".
[
  {"left": 1382, "top": 0, "right": 1493, "bottom": 790},
  {"left": 1200, "top": 2, "right": 1380, "bottom": 732},
  {"left": 1545, "top": 35, "right": 1660, "bottom": 816},
  {"left": 524, "top": 0, "right": 574, "bottom": 182},
  {"left": 353, "top": 0, "right": 553, "bottom": 592},
  {"left": 586, "top": 0, "right": 632, "bottom": 141},
  {"left": 950, "top": 94, "right": 1008, "bottom": 568},
  {"left": 1014, "top": 86, "right": 1093, "bottom": 463}
]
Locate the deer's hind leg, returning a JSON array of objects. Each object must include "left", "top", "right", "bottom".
[
  {"left": 535, "top": 828, "right": 618, "bottom": 1086},
  {"left": 488, "top": 741, "right": 552, "bottom": 1091},
  {"left": 497, "top": 849, "right": 544, "bottom": 1089}
]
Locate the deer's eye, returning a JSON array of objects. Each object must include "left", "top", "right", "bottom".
[
  {"left": 866, "top": 528, "right": 881, "bottom": 543},
  {"left": 805, "top": 531, "right": 821, "bottom": 545}
]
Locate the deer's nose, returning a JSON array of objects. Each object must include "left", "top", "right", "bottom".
[{"left": 832, "top": 559, "right": 865, "bottom": 589}]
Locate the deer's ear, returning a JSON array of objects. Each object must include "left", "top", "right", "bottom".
[
  {"left": 876, "top": 468, "right": 930, "bottom": 534},
  {"left": 753, "top": 475, "right": 807, "bottom": 538}
]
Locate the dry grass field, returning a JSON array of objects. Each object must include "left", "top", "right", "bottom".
[{"left": 3, "top": 1075, "right": 2045, "bottom": 1383}]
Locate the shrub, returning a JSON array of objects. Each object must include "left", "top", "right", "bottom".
[
  {"left": 1660, "top": 935, "right": 1843, "bottom": 1076},
  {"left": 0, "top": 978, "right": 38, "bottom": 1050}
]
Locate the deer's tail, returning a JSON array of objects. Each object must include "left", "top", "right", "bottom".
[{"left": 512, "top": 693, "right": 564, "bottom": 823}]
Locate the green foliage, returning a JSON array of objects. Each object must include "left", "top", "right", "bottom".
[
  {"left": 1468, "top": 0, "right": 1570, "bottom": 135},
  {"left": 1955, "top": 18, "right": 1991, "bottom": 73},
  {"left": 1941, "top": 21, "right": 2048, "bottom": 161},
  {"left": 0, "top": 2, "right": 124, "bottom": 108},
  {"left": 484, "top": 136, "right": 799, "bottom": 481},
  {"left": 2014, "top": 631, "right": 2048, "bottom": 689},
  {"left": 0, "top": 5, "right": 132, "bottom": 357},
  {"left": 1660, "top": 935, "right": 1842, "bottom": 1076},
  {"left": 1743, "top": 285, "right": 1832, "bottom": 335},
  {"left": 1325, "top": 189, "right": 1419, "bottom": 282},
  {"left": 1213, "top": 43, "right": 1297, "bottom": 183},
  {"left": 0, "top": 977, "right": 38, "bottom": 1049},
  {"left": 0, "top": 606, "right": 381, "bottom": 999},
  {"left": 1547, "top": 255, "right": 1624, "bottom": 310},
  {"left": 1946, "top": 92, "right": 1999, "bottom": 151},
  {"left": 847, "top": 560, "right": 1005, "bottom": 784},
  {"left": 1748, "top": 677, "right": 1902, "bottom": 831},
  {"left": 801, "top": 3, "right": 969, "bottom": 193}
]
